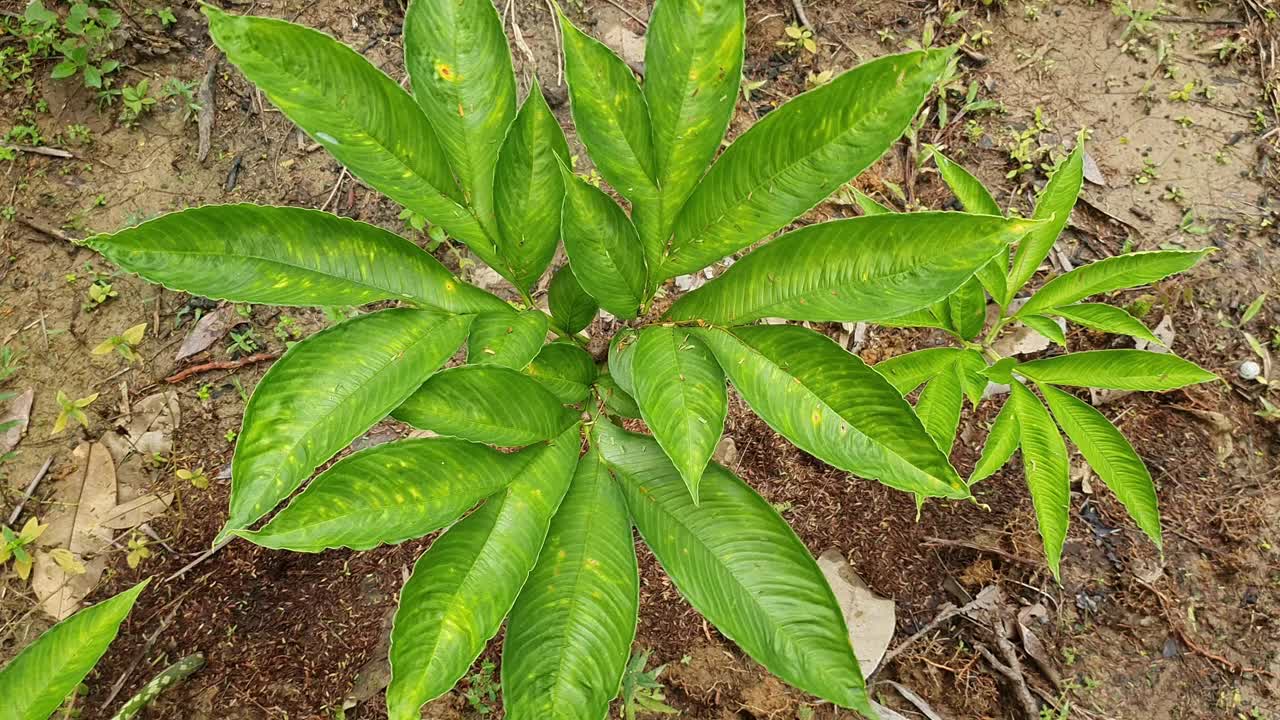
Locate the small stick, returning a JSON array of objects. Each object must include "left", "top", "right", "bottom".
[
  {"left": 7, "top": 456, "right": 54, "bottom": 525},
  {"left": 975, "top": 643, "right": 1039, "bottom": 720},
  {"left": 164, "top": 352, "right": 279, "bottom": 384},
  {"left": 2, "top": 144, "right": 75, "bottom": 159},
  {"left": 791, "top": 0, "right": 815, "bottom": 34},
  {"left": 601, "top": 0, "right": 647, "bottom": 27},
  {"left": 319, "top": 168, "right": 350, "bottom": 212},
  {"left": 108, "top": 654, "right": 205, "bottom": 720},
  {"left": 165, "top": 538, "right": 231, "bottom": 583},
  {"left": 18, "top": 216, "right": 78, "bottom": 244}
]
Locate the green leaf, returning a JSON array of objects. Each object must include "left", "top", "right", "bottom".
[
  {"left": 1023, "top": 314, "right": 1067, "bottom": 347},
  {"left": 1017, "top": 250, "right": 1211, "bottom": 318},
  {"left": 1050, "top": 303, "right": 1160, "bottom": 344},
  {"left": 607, "top": 328, "right": 640, "bottom": 397},
  {"left": 525, "top": 342, "right": 597, "bottom": 404},
  {"left": 387, "top": 426, "right": 579, "bottom": 720},
  {"left": 394, "top": 364, "right": 579, "bottom": 445},
  {"left": 1016, "top": 350, "right": 1216, "bottom": 391},
  {"left": 928, "top": 147, "right": 1002, "bottom": 215},
  {"left": 548, "top": 263, "right": 599, "bottom": 335},
  {"left": 593, "top": 422, "right": 871, "bottom": 714},
  {"left": 915, "top": 363, "right": 964, "bottom": 451},
  {"left": 660, "top": 48, "right": 953, "bottom": 278},
  {"left": 239, "top": 438, "right": 516, "bottom": 552},
  {"left": 467, "top": 309, "right": 549, "bottom": 369},
  {"left": 595, "top": 373, "right": 641, "bottom": 419},
  {"left": 942, "top": 276, "right": 987, "bottom": 340},
  {"left": 0, "top": 581, "right": 147, "bottom": 720},
  {"left": 85, "top": 204, "right": 509, "bottom": 313},
  {"left": 220, "top": 309, "right": 472, "bottom": 542},
  {"left": 969, "top": 398, "right": 1018, "bottom": 484},
  {"left": 1006, "top": 139, "right": 1084, "bottom": 304},
  {"left": 643, "top": 0, "right": 746, "bottom": 250},
  {"left": 559, "top": 171, "right": 647, "bottom": 319},
  {"left": 403, "top": 0, "right": 516, "bottom": 231},
  {"left": 632, "top": 326, "right": 727, "bottom": 502},
  {"left": 667, "top": 213, "right": 1035, "bottom": 325},
  {"left": 694, "top": 325, "right": 969, "bottom": 499},
  {"left": 494, "top": 80, "right": 572, "bottom": 291},
  {"left": 558, "top": 11, "right": 658, "bottom": 212},
  {"left": 1039, "top": 384, "right": 1162, "bottom": 549},
  {"left": 880, "top": 307, "right": 950, "bottom": 331},
  {"left": 873, "top": 347, "right": 967, "bottom": 395},
  {"left": 848, "top": 187, "right": 891, "bottom": 215},
  {"left": 1008, "top": 382, "right": 1070, "bottom": 580},
  {"left": 957, "top": 349, "right": 990, "bottom": 408},
  {"left": 203, "top": 7, "right": 487, "bottom": 249},
  {"left": 502, "top": 448, "right": 638, "bottom": 720}
]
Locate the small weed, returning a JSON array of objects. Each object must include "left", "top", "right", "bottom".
[
  {"left": 620, "top": 650, "right": 678, "bottom": 719},
  {"left": 177, "top": 466, "right": 210, "bottom": 489},
  {"left": 0, "top": 517, "right": 46, "bottom": 580},
  {"left": 224, "top": 429, "right": 237, "bottom": 443},
  {"left": 464, "top": 660, "right": 499, "bottom": 715},
  {"left": 52, "top": 389, "right": 98, "bottom": 435},
  {"left": 196, "top": 383, "right": 213, "bottom": 403},
  {"left": 226, "top": 329, "right": 260, "bottom": 357},
  {"left": 161, "top": 77, "right": 201, "bottom": 122},
  {"left": 145, "top": 6, "right": 177, "bottom": 28},
  {"left": 777, "top": 23, "right": 816, "bottom": 54},
  {"left": 91, "top": 322, "right": 147, "bottom": 364},
  {"left": 125, "top": 533, "right": 152, "bottom": 568},
  {"left": 66, "top": 123, "right": 91, "bottom": 144},
  {"left": 120, "top": 79, "right": 156, "bottom": 124},
  {"left": 83, "top": 280, "right": 117, "bottom": 311}
]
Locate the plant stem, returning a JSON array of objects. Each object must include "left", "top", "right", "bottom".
[{"left": 109, "top": 654, "right": 205, "bottom": 720}]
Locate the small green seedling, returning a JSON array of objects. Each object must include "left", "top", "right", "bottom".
[
  {"left": 125, "top": 533, "right": 151, "bottom": 569},
  {"left": 0, "top": 517, "right": 45, "bottom": 580},
  {"left": 177, "top": 466, "right": 210, "bottom": 489},
  {"left": 52, "top": 389, "right": 98, "bottom": 435},
  {"left": 463, "top": 660, "right": 499, "bottom": 715},
  {"left": 777, "top": 23, "right": 817, "bottom": 54},
  {"left": 91, "top": 322, "right": 146, "bottom": 363},
  {"left": 225, "top": 329, "right": 259, "bottom": 357},
  {"left": 120, "top": 80, "right": 156, "bottom": 124},
  {"left": 161, "top": 77, "right": 202, "bottom": 122},
  {"left": 620, "top": 650, "right": 678, "bottom": 719},
  {"left": 83, "top": 280, "right": 117, "bottom": 311}
]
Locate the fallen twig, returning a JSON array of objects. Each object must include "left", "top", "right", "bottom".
[
  {"left": 791, "top": 0, "right": 815, "bottom": 34},
  {"left": 876, "top": 585, "right": 1002, "bottom": 673},
  {"left": 7, "top": 456, "right": 54, "bottom": 525},
  {"left": 17, "top": 216, "right": 78, "bottom": 244},
  {"left": 975, "top": 641, "right": 1039, "bottom": 720},
  {"left": 164, "top": 352, "right": 279, "bottom": 384},
  {"left": 1136, "top": 579, "right": 1276, "bottom": 678},
  {"left": 165, "top": 538, "right": 231, "bottom": 583},
  {"left": 197, "top": 49, "right": 221, "bottom": 163},
  {"left": 3, "top": 144, "right": 74, "bottom": 159}
]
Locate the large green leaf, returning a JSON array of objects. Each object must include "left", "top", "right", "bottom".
[
  {"left": 467, "top": 309, "right": 549, "bottom": 369},
  {"left": 1008, "top": 382, "right": 1070, "bottom": 580},
  {"left": 203, "top": 7, "right": 485, "bottom": 249},
  {"left": 219, "top": 309, "right": 472, "bottom": 543},
  {"left": 85, "top": 204, "right": 509, "bottom": 313},
  {"left": 969, "top": 398, "right": 1019, "bottom": 484},
  {"left": 660, "top": 49, "right": 952, "bottom": 278},
  {"left": 593, "top": 422, "right": 871, "bottom": 714},
  {"left": 1039, "top": 384, "right": 1162, "bottom": 548},
  {"left": 502, "top": 449, "right": 638, "bottom": 720},
  {"left": 548, "top": 263, "right": 599, "bottom": 335},
  {"left": 1017, "top": 250, "right": 1211, "bottom": 317},
  {"left": 525, "top": 342, "right": 597, "bottom": 404},
  {"left": 694, "top": 325, "right": 969, "bottom": 499},
  {"left": 494, "top": 80, "right": 572, "bottom": 292},
  {"left": 1049, "top": 303, "right": 1160, "bottom": 345},
  {"left": 632, "top": 326, "right": 727, "bottom": 502},
  {"left": 394, "top": 364, "right": 579, "bottom": 445},
  {"left": 0, "top": 581, "right": 146, "bottom": 720},
  {"left": 558, "top": 11, "right": 658, "bottom": 210},
  {"left": 607, "top": 328, "right": 640, "bottom": 397},
  {"left": 1015, "top": 350, "right": 1216, "bottom": 391},
  {"left": 403, "top": 0, "right": 516, "bottom": 232},
  {"left": 915, "top": 363, "right": 964, "bottom": 451},
  {"left": 929, "top": 147, "right": 1008, "bottom": 303},
  {"left": 239, "top": 439, "right": 516, "bottom": 552},
  {"left": 643, "top": 0, "right": 745, "bottom": 251},
  {"left": 1005, "top": 140, "right": 1084, "bottom": 304},
  {"left": 667, "top": 213, "right": 1034, "bottom": 325},
  {"left": 387, "top": 426, "right": 579, "bottom": 720},
  {"left": 873, "top": 347, "right": 967, "bottom": 395},
  {"left": 559, "top": 171, "right": 647, "bottom": 319}
]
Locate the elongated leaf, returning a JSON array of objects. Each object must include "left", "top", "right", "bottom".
[
  {"left": 607, "top": 328, "right": 640, "bottom": 397},
  {"left": 1050, "top": 303, "right": 1160, "bottom": 344},
  {"left": 873, "top": 347, "right": 967, "bottom": 395},
  {"left": 1016, "top": 350, "right": 1216, "bottom": 391},
  {"left": 0, "top": 581, "right": 146, "bottom": 720},
  {"left": 969, "top": 399, "right": 1018, "bottom": 484},
  {"left": 1023, "top": 314, "right": 1067, "bottom": 347},
  {"left": 929, "top": 148, "right": 1002, "bottom": 216},
  {"left": 467, "top": 309, "right": 549, "bottom": 369},
  {"left": 1005, "top": 140, "right": 1084, "bottom": 303},
  {"left": 548, "top": 263, "right": 599, "bottom": 335},
  {"left": 595, "top": 373, "right": 641, "bottom": 419},
  {"left": 1039, "top": 384, "right": 1161, "bottom": 548},
  {"left": 943, "top": 276, "right": 987, "bottom": 340},
  {"left": 1017, "top": 250, "right": 1211, "bottom": 317},
  {"left": 220, "top": 309, "right": 472, "bottom": 542},
  {"left": 957, "top": 349, "right": 990, "bottom": 408},
  {"left": 387, "top": 426, "right": 579, "bottom": 720},
  {"left": 880, "top": 306, "right": 949, "bottom": 331},
  {"left": 915, "top": 363, "right": 964, "bottom": 451},
  {"left": 394, "top": 364, "right": 578, "bottom": 445},
  {"left": 502, "top": 449, "right": 638, "bottom": 720},
  {"left": 525, "top": 342, "right": 597, "bottom": 403},
  {"left": 239, "top": 439, "right": 516, "bottom": 552},
  {"left": 86, "top": 205, "right": 508, "bottom": 313},
  {"left": 694, "top": 325, "right": 968, "bottom": 498},
  {"left": 1008, "top": 382, "right": 1069, "bottom": 580},
  {"left": 643, "top": 0, "right": 745, "bottom": 247},
  {"left": 660, "top": 49, "right": 952, "bottom": 278},
  {"left": 204, "top": 7, "right": 485, "bottom": 248},
  {"left": 404, "top": 0, "right": 516, "bottom": 230},
  {"left": 558, "top": 12, "right": 658, "bottom": 206},
  {"left": 494, "top": 80, "right": 572, "bottom": 291},
  {"left": 594, "top": 422, "right": 871, "bottom": 714},
  {"left": 632, "top": 327, "right": 727, "bottom": 502},
  {"left": 668, "top": 213, "right": 1034, "bottom": 325},
  {"left": 559, "top": 171, "right": 647, "bottom": 319},
  {"left": 849, "top": 187, "right": 891, "bottom": 215}
]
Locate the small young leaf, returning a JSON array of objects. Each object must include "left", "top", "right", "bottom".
[
  {"left": 1006, "top": 138, "right": 1085, "bottom": 304},
  {"left": 607, "top": 328, "right": 640, "bottom": 397},
  {"left": 915, "top": 362, "right": 965, "bottom": 451},
  {"left": 1008, "top": 382, "right": 1070, "bottom": 581},
  {"left": 1050, "top": 303, "right": 1161, "bottom": 345},
  {"left": 969, "top": 399, "right": 1019, "bottom": 484},
  {"left": 559, "top": 171, "right": 647, "bottom": 319},
  {"left": 1016, "top": 350, "right": 1217, "bottom": 391},
  {"left": 1023, "top": 314, "right": 1067, "bottom": 347},
  {"left": 847, "top": 188, "right": 892, "bottom": 216},
  {"left": 1017, "top": 249, "right": 1211, "bottom": 317},
  {"left": 874, "top": 347, "right": 967, "bottom": 395},
  {"left": 595, "top": 373, "right": 641, "bottom": 419}
]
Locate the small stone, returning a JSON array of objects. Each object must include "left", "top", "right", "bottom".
[{"left": 1239, "top": 360, "right": 1261, "bottom": 380}]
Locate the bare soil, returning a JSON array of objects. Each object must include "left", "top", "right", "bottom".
[{"left": 1, "top": 0, "right": 1278, "bottom": 719}]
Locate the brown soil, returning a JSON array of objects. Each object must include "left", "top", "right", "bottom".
[{"left": 2, "top": 0, "right": 1278, "bottom": 719}]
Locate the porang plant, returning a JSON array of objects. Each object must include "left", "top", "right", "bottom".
[{"left": 81, "top": 0, "right": 1214, "bottom": 718}]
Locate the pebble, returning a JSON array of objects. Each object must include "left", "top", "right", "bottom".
[{"left": 1239, "top": 360, "right": 1261, "bottom": 380}]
